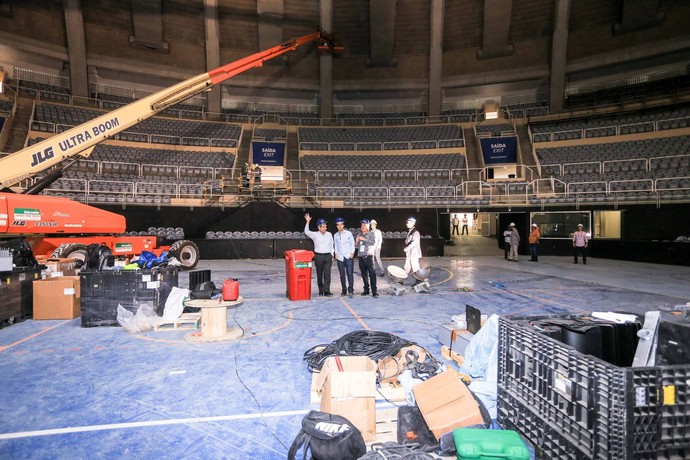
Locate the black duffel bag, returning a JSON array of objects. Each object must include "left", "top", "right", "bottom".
[{"left": 288, "top": 410, "right": 366, "bottom": 460}]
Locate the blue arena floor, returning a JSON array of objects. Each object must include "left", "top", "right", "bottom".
[{"left": 1, "top": 249, "right": 690, "bottom": 459}]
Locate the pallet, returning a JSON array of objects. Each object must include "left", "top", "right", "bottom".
[
  {"left": 441, "top": 345, "right": 465, "bottom": 366},
  {"left": 369, "top": 407, "right": 398, "bottom": 446},
  {"left": 154, "top": 313, "right": 201, "bottom": 331}
]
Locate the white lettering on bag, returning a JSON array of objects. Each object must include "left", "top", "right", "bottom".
[{"left": 314, "top": 421, "right": 351, "bottom": 434}]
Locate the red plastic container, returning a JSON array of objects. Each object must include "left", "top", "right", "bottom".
[
  {"left": 284, "top": 249, "right": 314, "bottom": 301},
  {"left": 222, "top": 278, "right": 239, "bottom": 301}
]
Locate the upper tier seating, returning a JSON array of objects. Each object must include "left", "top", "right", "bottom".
[
  {"left": 95, "top": 93, "right": 204, "bottom": 118},
  {"left": 0, "top": 100, "right": 14, "bottom": 113},
  {"left": 531, "top": 105, "right": 690, "bottom": 142},
  {"left": 476, "top": 123, "right": 515, "bottom": 137},
  {"left": 32, "top": 103, "right": 242, "bottom": 147},
  {"left": 253, "top": 127, "right": 287, "bottom": 140},
  {"left": 298, "top": 125, "right": 464, "bottom": 151}
]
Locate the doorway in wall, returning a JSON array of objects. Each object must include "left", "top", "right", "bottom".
[{"left": 444, "top": 212, "right": 500, "bottom": 257}]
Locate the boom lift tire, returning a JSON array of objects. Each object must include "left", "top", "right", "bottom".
[
  {"left": 53, "top": 243, "right": 88, "bottom": 264},
  {"left": 168, "top": 240, "right": 200, "bottom": 269}
]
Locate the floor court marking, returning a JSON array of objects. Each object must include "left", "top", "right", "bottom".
[
  {"left": 431, "top": 266, "right": 453, "bottom": 286},
  {"left": 0, "top": 408, "right": 311, "bottom": 441},
  {"left": 340, "top": 298, "right": 370, "bottom": 330},
  {"left": 0, "top": 321, "right": 70, "bottom": 353}
]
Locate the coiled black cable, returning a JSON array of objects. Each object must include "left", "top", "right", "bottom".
[
  {"left": 303, "top": 330, "right": 415, "bottom": 373},
  {"left": 358, "top": 441, "right": 436, "bottom": 460}
]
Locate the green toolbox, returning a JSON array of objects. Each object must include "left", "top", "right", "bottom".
[{"left": 453, "top": 428, "right": 529, "bottom": 460}]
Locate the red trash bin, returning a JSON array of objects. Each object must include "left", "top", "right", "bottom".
[{"left": 284, "top": 249, "right": 314, "bottom": 301}]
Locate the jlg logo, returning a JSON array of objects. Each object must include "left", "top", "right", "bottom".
[{"left": 30, "top": 146, "right": 55, "bottom": 167}]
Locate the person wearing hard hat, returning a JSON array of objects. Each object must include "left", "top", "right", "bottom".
[
  {"left": 370, "top": 219, "right": 385, "bottom": 276},
  {"left": 573, "top": 223, "right": 589, "bottom": 264},
  {"left": 403, "top": 217, "right": 422, "bottom": 279},
  {"left": 355, "top": 219, "right": 378, "bottom": 297},
  {"left": 528, "top": 223, "right": 540, "bottom": 262},
  {"left": 304, "top": 213, "right": 334, "bottom": 296},
  {"left": 333, "top": 217, "right": 355, "bottom": 297},
  {"left": 508, "top": 222, "right": 520, "bottom": 262}
]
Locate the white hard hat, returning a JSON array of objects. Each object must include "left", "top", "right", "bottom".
[
  {"left": 370, "top": 219, "right": 377, "bottom": 225},
  {"left": 509, "top": 222, "right": 515, "bottom": 227},
  {"left": 406, "top": 217, "right": 416, "bottom": 224},
  {"left": 531, "top": 223, "right": 537, "bottom": 227}
]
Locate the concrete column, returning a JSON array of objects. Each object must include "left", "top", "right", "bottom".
[
  {"left": 319, "top": 0, "right": 333, "bottom": 119},
  {"left": 63, "top": 0, "right": 89, "bottom": 99},
  {"left": 428, "top": 0, "right": 444, "bottom": 117},
  {"left": 549, "top": 0, "right": 570, "bottom": 114},
  {"left": 204, "top": 0, "right": 222, "bottom": 116}
]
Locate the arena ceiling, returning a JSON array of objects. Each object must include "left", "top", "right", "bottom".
[{"left": 0, "top": 0, "right": 689, "bottom": 115}]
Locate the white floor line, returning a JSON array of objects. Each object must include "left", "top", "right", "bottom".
[{"left": 0, "top": 408, "right": 310, "bottom": 440}]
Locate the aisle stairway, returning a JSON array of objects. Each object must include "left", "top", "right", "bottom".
[{"left": 4, "top": 96, "right": 33, "bottom": 152}]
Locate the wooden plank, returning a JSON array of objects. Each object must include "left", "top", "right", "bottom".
[
  {"left": 154, "top": 313, "right": 201, "bottom": 331},
  {"left": 441, "top": 345, "right": 465, "bottom": 366},
  {"left": 369, "top": 406, "right": 398, "bottom": 446}
]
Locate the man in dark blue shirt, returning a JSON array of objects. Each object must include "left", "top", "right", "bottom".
[{"left": 355, "top": 219, "right": 378, "bottom": 298}]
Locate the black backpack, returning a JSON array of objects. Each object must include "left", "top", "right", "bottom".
[
  {"left": 85, "top": 243, "right": 114, "bottom": 270},
  {"left": 288, "top": 411, "right": 366, "bottom": 460}
]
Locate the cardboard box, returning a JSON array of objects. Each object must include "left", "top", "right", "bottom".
[
  {"left": 317, "top": 356, "right": 376, "bottom": 441},
  {"left": 412, "top": 370, "right": 485, "bottom": 440},
  {"left": 43, "top": 258, "right": 79, "bottom": 276},
  {"left": 33, "top": 276, "right": 81, "bottom": 320},
  {"left": 438, "top": 323, "right": 474, "bottom": 356}
]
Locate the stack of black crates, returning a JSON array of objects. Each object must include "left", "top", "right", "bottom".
[
  {"left": 80, "top": 266, "right": 178, "bottom": 327},
  {"left": 497, "top": 314, "right": 690, "bottom": 459},
  {"left": 0, "top": 266, "right": 43, "bottom": 326}
]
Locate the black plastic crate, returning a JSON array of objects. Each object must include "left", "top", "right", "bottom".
[
  {"left": 497, "top": 314, "right": 690, "bottom": 459},
  {"left": 0, "top": 266, "right": 43, "bottom": 325},
  {"left": 80, "top": 267, "right": 178, "bottom": 327},
  {"left": 188, "top": 269, "right": 211, "bottom": 290}
]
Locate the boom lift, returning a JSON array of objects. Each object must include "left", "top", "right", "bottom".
[{"left": 0, "top": 32, "right": 325, "bottom": 269}]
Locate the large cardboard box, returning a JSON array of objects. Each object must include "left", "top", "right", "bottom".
[
  {"left": 412, "top": 370, "right": 484, "bottom": 440},
  {"left": 316, "top": 356, "right": 376, "bottom": 441},
  {"left": 33, "top": 276, "right": 81, "bottom": 320}
]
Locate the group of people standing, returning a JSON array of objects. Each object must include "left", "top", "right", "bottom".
[
  {"left": 451, "top": 214, "right": 470, "bottom": 236},
  {"left": 303, "top": 214, "right": 423, "bottom": 298},
  {"left": 240, "top": 162, "right": 262, "bottom": 189},
  {"left": 503, "top": 222, "right": 589, "bottom": 263}
]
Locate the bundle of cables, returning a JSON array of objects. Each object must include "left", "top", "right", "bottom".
[{"left": 303, "top": 330, "right": 415, "bottom": 373}]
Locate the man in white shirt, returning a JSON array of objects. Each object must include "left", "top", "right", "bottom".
[
  {"left": 461, "top": 214, "right": 469, "bottom": 235},
  {"left": 304, "top": 213, "right": 334, "bottom": 296},
  {"left": 370, "top": 219, "right": 384, "bottom": 276},
  {"left": 404, "top": 217, "right": 422, "bottom": 278},
  {"left": 451, "top": 214, "right": 460, "bottom": 235},
  {"left": 573, "top": 224, "right": 589, "bottom": 264}
]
